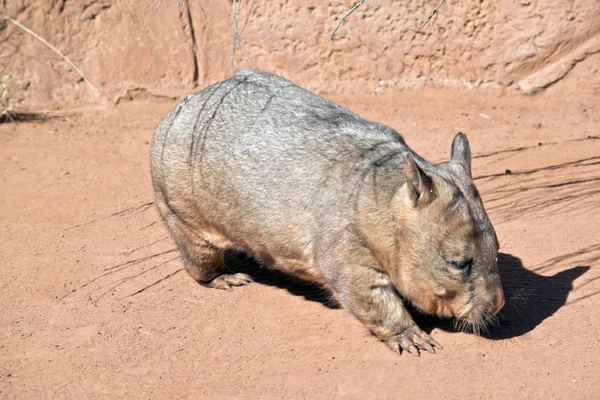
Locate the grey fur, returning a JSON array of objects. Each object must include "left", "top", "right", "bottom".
[{"left": 151, "top": 70, "right": 504, "bottom": 355}]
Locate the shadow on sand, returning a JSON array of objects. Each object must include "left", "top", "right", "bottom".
[
  {"left": 484, "top": 253, "right": 589, "bottom": 340},
  {"left": 224, "top": 250, "right": 341, "bottom": 309},
  {"left": 225, "top": 250, "right": 589, "bottom": 340}
]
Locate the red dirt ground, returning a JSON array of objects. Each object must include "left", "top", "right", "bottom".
[{"left": 1, "top": 89, "right": 599, "bottom": 399}]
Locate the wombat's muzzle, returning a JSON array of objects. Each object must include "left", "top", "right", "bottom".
[{"left": 455, "top": 281, "right": 505, "bottom": 322}]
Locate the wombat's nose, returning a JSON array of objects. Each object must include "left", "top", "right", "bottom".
[{"left": 492, "top": 287, "right": 505, "bottom": 316}]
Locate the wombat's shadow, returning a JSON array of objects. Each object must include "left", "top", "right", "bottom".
[
  {"left": 225, "top": 250, "right": 589, "bottom": 340},
  {"left": 224, "top": 250, "right": 341, "bottom": 309}
]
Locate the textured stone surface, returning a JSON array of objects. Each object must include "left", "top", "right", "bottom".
[
  {"left": 1, "top": 0, "right": 599, "bottom": 107},
  {"left": 518, "top": 36, "right": 600, "bottom": 94}
]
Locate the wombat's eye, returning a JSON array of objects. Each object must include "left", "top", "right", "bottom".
[{"left": 450, "top": 260, "right": 472, "bottom": 275}]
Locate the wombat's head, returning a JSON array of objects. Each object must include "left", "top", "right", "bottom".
[{"left": 392, "top": 133, "right": 504, "bottom": 332}]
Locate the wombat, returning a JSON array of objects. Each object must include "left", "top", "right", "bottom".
[{"left": 150, "top": 70, "right": 505, "bottom": 356}]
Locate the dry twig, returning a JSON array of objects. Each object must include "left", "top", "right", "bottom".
[
  {"left": 231, "top": 0, "right": 254, "bottom": 72},
  {"left": 421, "top": 0, "right": 446, "bottom": 28},
  {"left": 155, "top": 0, "right": 185, "bottom": 12},
  {"left": 241, "top": 0, "right": 255, "bottom": 35},
  {"left": 0, "top": 70, "right": 13, "bottom": 121},
  {"left": 232, "top": 0, "right": 239, "bottom": 71},
  {"left": 155, "top": 0, "right": 212, "bottom": 38},
  {"left": 330, "top": 0, "right": 365, "bottom": 40},
  {"left": 194, "top": 0, "right": 212, "bottom": 38},
  {"left": 3, "top": 16, "right": 99, "bottom": 97}
]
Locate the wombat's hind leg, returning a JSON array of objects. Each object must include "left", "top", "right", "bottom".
[
  {"left": 158, "top": 203, "right": 252, "bottom": 290},
  {"left": 180, "top": 237, "right": 252, "bottom": 290},
  {"left": 180, "top": 236, "right": 253, "bottom": 290},
  {"left": 204, "top": 272, "right": 254, "bottom": 290}
]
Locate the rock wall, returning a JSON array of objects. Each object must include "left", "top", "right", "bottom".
[{"left": 1, "top": 0, "right": 599, "bottom": 107}]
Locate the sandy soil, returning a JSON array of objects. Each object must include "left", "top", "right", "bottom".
[{"left": 1, "top": 89, "right": 599, "bottom": 399}]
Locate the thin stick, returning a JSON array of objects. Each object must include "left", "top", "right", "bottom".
[
  {"left": 155, "top": 0, "right": 186, "bottom": 12},
  {"left": 155, "top": 1, "right": 212, "bottom": 38},
  {"left": 421, "top": 0, "right": 446, "bottom": 28},
  {"left": 155, "top": 0, "right": 185, "bottom": 12},
  {"left": 231, "top": 0, "right": 238, "bottom": 72},
  {"left": 155, "top": 0, "right": 188, "bottom": 12},
  {"left": 329, "top": 0, "right": 364, "bottom": 40},
  {"left": 231, "top": 0, "right": 254, "bottom": 70},
  {"left": 195, "top": 0, "right": 212, "bottom": 38},
  {"left": 4, "top": 16, "right": 99, "bottom": 97},
  {"left": 241, "top": 0, "right": 255, "bottom": 35}
]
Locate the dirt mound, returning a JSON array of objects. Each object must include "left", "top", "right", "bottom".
[{"left": 1, "top": 0, "right": 599, "bottom": 108}]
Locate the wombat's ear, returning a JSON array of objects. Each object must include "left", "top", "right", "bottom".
[
  {"left": 450, "top": 132, "right": 471, "bottom": 175},
  {"left": 403, "top": 153, "right": 434, "bottom": 207}
]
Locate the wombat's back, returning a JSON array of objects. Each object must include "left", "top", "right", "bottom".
[{"left": 151, "top": 70, "right": 407, "bottom": 257}]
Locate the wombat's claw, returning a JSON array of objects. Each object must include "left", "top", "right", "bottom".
[
  {"left": 387, "top": 326, "right": 442, "bottom": 356},
  {"left": 203, "top": 273, "right": 253, "bottom": 290}
]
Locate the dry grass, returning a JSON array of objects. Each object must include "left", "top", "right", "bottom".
[
  {"left": 3, "top": 16, "right": 99, "bottom": 98},
  {"left": 0, "top": 69, "right": 13, "bottom": 120}
]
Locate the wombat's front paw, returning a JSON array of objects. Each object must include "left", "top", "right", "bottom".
[
  {"left": 386, "top": 326, "right": 442, "bottom": 356},
  {"left": 202, "top": 273, "right": 253, "bottom": 291}
]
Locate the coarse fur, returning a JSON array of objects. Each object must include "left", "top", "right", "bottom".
[{"left": 150, "top": 70, "right": 505, "bottom": 356}]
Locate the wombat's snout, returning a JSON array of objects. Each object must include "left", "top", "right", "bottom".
[
  {"left": 478, "top": 282, "right": 505, "bottom": 320},
  {"left": 454, "top": 276, "right": 505, "bottom": 327}
]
